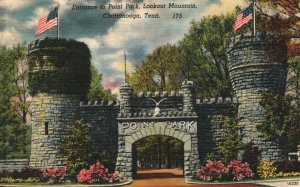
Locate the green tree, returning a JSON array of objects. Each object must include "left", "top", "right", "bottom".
[
  {"left": 87, "top": 65, "right": 116, "bottom": 101},
  {"left": 0, "top": 45, "right": 31, "bottom": 159},
  {"left": 61, "top": 120, "right": 114, "bottom": 177},
  {"left": 134, "top": 135, "right": 183, "bottom": 169},
  {"left": 128, "top": 44, "right": 183, "bottom": 92},
  {"left": 258, "top": 92, "right": 300, "bottom": 158},
  {"left": 179, "top": 14, "right": 236, "bottom": 98},
  {"left": 217, "top": 117, "right": 244, "bottom": 163},
  {"left": 129, "top": 13, "right": 236, "bottom": 97}
]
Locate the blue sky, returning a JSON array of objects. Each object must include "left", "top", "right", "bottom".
[{"left": 0, "top": 0, "right": 245, "bottom": 93}]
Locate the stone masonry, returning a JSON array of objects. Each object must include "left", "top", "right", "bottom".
[
  {"left": 228, "top": 32, "right": 288, "bottom": 160},
  {"left": 17, "top": 35, "right": 290, "bottom": 177},
  {"left": 115, "top": 82, "right": 199, "bottom": 179}
]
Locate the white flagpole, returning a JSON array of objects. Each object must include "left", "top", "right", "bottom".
[
  {"left": 124, "top": 50, "right": 127, "bottom": 83},
  {"left": 253, "top": 1, "right": 256, "bottom": 36},
  {"left": 57, "top": 3, "right": 60, "bottom": 38}
]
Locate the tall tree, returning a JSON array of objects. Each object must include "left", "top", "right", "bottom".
[
  {"left": 179, "top": 14, "right": 236, "bottom": 98},
  {"left": 87, "top": 65, "right": 116, "bottom": 101},
  {"left": 128, "top": 44, "right": 183, "bottom": 92},
  {"left": 0, "top": 45, "right": 31, "bottom": 159}
]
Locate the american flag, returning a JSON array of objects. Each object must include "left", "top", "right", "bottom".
[
  {"left": 234, "top": 4, "right": 253, "bottom": 32},
  {"left": 35, "top": 8, "right": 58, "bottom": 36}
]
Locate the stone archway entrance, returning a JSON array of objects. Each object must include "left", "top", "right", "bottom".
[
  {"left": 133, "top": 135, "right": 184, "bottom": 171},
  {"left": 115, "top": 117, "right": 199, "bottom": 179}
]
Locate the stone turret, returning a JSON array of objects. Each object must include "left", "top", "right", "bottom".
[
  {"left": 181, "top": 80, "right": 196, "bottom": 113},
  {"left": 28, "top": 38, "right": 91, "bottom": 169},
  {"left": 228, "top": 33, "right": 288, "bottom": 160},
  {"left": 119, "top": 83, "right": 134, "bottom": 116}
]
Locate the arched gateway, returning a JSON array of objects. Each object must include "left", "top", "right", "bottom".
[{"left": 115, "top": 82, "right": 200, "bottom": 179}]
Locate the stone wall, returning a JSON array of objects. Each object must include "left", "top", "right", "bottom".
[
  {"left": 79, "top": 101, "right": 120, "bottom": 160},
  {"left": 196, "top": 97, "right": 238, "bottom": 161},
  {"left": 30, "top": 93, "right": 81, "bottom": 169},
  {"left": 228, "top": 33, "right": 288, "bottom": 160},
  {"left": 28, "top": 38, "right": 91, "bottom": 169},
  {"left": 0, "top": 159, "right": 29, "bottom": 172}
]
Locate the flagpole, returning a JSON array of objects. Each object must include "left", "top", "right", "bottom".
[
  {"left": 57, "top": 3, "right": 59, "bottom": 39},
  {"left": 253, "top": 0, "right": 256, "bottom": 36},
  {"left": 124, "top": 51, "right": 127, "bottom": 83}
]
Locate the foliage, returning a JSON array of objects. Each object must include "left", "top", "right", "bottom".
[
  {"left": 87, "top": 65, "right": 116, "bottom": 101},
  {"left": 0, "top": 167, "right": 43, "bottom": 179},
  {"left": 253, "top": 0, "right": 300, "bottom": 38},
  {"left": 242, "top": 142, "right": 261, "bottom": 177},
  {"left": 217, "top": 117, "right": 244, "bottom": 163},
  {"left": 28, "top": 39, "right": 91, "bottom": 95},
  {"left": 128, "top": 43, "right": 183, "bottom": 92},
  {"left": 259, "top": 92, "right": 300, "bottom": 157},
  {"left": 276, "top": 171, "right": 300, "bottom": 178},
  {"left": 77, "top": 161, "right": 121, "bottom": 184},
  {"left": 43, "top": 167, "right": 66, "bottom": 184},
  {"left": 197, "top": 160, "right": 228, "bottom": 181},
  {"left": 60, "top": 120, "right": 115, "bottom": 177},
  {"left": 228, "top": 160, "right": 254, "bottom": 181},
  {"left": 0, "top": 177, "right": 39, "bottom": 183},
  {"left": 275, "top": 161, "right": 300, "bottom": 173},
  {"left": 134, "top": 135, "right": 183, "bottom": 169},
  {"left": 179, "top": 14, "right": 236, "bottom": 98},
  {"left": 129, "top": 13, "right": 236, "bottom": 98},
  {"left": 257, "top": 160, "right": 277, "bottom": 179},
  {"left": 195, "top": 160, "right": 253, "bottom": 181},
  {"left": 0, "top": 45, "right": 31, "bottom": 159},
  {"left": 60, "top": 121, "right": 90, "bottom": 177}
]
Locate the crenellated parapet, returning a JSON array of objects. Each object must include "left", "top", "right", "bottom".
[
  {"left": 118, "top": 81, "right": 200, "bottom": 118},
  {"left": 79, "top": 100, "right": 119, "bottom": 107},
  {"left": 196, "top": 97, "right": 237, "bottom": 104}
]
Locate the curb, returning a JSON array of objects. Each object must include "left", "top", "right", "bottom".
[
  {"left": 186, "top": 177, "right": 300, "bottom": 185},
  {"left": 0, "top": 179, "right": 132, "bottom": 187}
]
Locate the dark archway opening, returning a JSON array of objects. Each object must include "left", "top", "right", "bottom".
[{"left": 132, "top": 135, "right": 184, "bottom": 179}]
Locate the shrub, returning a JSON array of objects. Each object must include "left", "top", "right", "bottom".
[
  {"left": 217, "top": 117, "right": 244, "bottom": 163},
  {"left": 242, "top": 142, "right": 261, "bottom": 177},
  {"left": 197, "top": 160, "right": 229, "bottom": 181},
  {"left": 228, "top": 160, "right": 254, "bottom": 181},
  {"left": 77, "top": 161, "right": 121, "bottom": 184},
  {"left": 60, "top": 121, "right": 116, "bottom": 177},
  {"left": 196, "top": 160, "right": 254, "bottom": 181},
  {"left": 43, "top": 167, "right": 66, "bottom": 184},
  {"left": 0, "top": 177, "right": 39, "bottom": 183},
  {"left": 276, "top": 172, "right": 300, "bottom": 178},
  {"left": 0, "top": 167, "right": 43, "bottom": 179},
  {"left": 257, "top": 160, "right": 277, "bottom": 179},
  {"left": 275, "top": 161, "right": 300, "bottom": 173}
]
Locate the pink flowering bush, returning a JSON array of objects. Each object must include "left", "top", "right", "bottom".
[
  {"left": 228, "top": 160, "right": 254, "bottom": 181},
  {"left": 197, "top": 161, "right": 229, "bottom": 181},
  {"left": 43, "top": 167, "right": 66, "bottom": 184},
  {"left": 77, "top": 161, "right": 121, "bottom": 184},
  {"left": 196, "top": 160, "right": 253, "bottom": 181}
]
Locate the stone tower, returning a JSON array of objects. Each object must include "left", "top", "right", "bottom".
[
  {"left": 28, "top": 38, "right": 91, "bottom": 169},
  {"left": 228, "top": 33, "right": 288, "bottom": 160}
]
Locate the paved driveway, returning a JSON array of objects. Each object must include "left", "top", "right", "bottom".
[{"left": 126, "top": 169, "right": 261, "bottom": 187}]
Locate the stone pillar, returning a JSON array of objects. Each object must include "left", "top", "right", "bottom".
[
  {"left": 28, "top": 38, "right": 91, "bottom": 169},
  {"left": 119, "top": 83, "right": 133, "bottom": 116},
  {"left": 181, "top": 80, "right": 196, "bottom": 113},
  {"left": 228, "top": 33, "right": 288, "bottom": 160}
]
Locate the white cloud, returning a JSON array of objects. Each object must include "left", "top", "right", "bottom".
[
  {"left": 0, "top": 0, "right": 37, "bottom": 10},
  {"left": 203, "top": 0, "right": 247, "bottom": 16},
  {"left": 24, "top": 7, "right": 50, "bottom": 30},
  {"left": 0, "top": 28, "right": 22, "bottom": 47}
]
